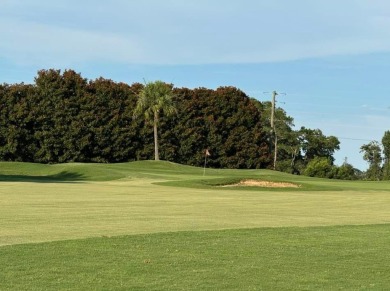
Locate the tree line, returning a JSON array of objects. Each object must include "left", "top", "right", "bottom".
[
  {"left": 1, "top": 69, "right": 387, "bottom": 180},
  {"left": 0, "top": 69, "right": 271, "bottom": 168}
]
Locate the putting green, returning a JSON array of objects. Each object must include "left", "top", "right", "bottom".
[{"left": 1, "top": 172, "right": 390, "bottom": 246}]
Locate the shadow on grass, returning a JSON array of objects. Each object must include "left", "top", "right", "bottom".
[{"left": 0, "top": 171, "right": 86, "bottom": 183}]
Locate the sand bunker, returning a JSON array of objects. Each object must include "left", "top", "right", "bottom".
[{"left": 224, "top": 179, "right": 299, "bottom": 188}]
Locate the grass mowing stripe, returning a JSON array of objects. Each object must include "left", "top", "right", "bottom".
[{"left": 2, "top": 224, "right": 390, "bottom": 290}]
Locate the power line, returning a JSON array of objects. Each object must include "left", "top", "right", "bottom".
[
  {"left": 278, "top": 100, "right": 390, "bottom": 112},
  {"left": 283, "top": 111, "right": 381, "bottom": 118},
  {"left": 294, "top": 122, "right": 389, "bottom": 130},
  {"left": 338, "top": 137, "right": 376, "bottom": 142},
  {"left": 283, "top": 109, "right": 390, "bottom": 119}
]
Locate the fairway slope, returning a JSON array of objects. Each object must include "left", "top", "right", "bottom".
[{"left": 1, "top": 160, "right": 389, "bottom": 192}]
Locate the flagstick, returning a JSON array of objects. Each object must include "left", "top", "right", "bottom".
[{"left": 203, "top": 154, "right": 207, "bottom": 176}]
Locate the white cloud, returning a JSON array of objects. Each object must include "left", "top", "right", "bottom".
[
  {"left": 2, "top": 1, "right": 390, "bottom": 66},
  {"left": 0, "top": 18, "right": 145, "bottom": 67}
]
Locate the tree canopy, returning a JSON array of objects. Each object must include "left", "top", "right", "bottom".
[
  {"left": 0, "top": 70, "right": 271, "bottom": 168},
  {"left": 360, "top": 141, "right": 383, "bottom": 180},
  {"left": 0, "top": 69, "right": 354, "bottom": 178},
  {"left": 382, "top": 131, "right": 390, "bottom": 180}
]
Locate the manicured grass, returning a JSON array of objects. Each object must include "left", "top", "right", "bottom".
[
  {"left": 2, "top": 225, "right": 390, "bottom": 290},
  {"left": 1, "top": 175, "right": 390, "bottom": 246},
  {"left": 1, "top": 161, "right": 390, "bottom": 289},
  {"left": 1, "top": 160, "right": 389, "bottom": 191}
]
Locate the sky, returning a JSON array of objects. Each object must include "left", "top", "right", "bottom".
[{"left": 1, "top": 0, "right": 390, "bottom": 170}]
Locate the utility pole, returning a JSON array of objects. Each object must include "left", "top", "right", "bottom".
[
  {"left": 270, "top": 90, "right": 277, "bottom": 130},
  {"left": 271, "top": 91, "right": 278, "bottom": 170},
  {"left": 265, "top": 90, "right": 285, "bottom": 170}
]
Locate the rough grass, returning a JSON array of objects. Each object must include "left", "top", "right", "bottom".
[{"left": 1, "top": 161, "right": 390, "bottom": 289}]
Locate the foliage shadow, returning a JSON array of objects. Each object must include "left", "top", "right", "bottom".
[{"left": 0, "top": 171, "right": 86, "bottom": 183}]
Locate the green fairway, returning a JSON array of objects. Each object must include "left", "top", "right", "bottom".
[
  {"left": 1, "top": 161, "right": 390, "bottom": 246},
  {"left": 2, "top": 225, "right": 390, "bottom": 290},
  {"left": 1, "top": 161, "right": 390, "bottom": 289}
]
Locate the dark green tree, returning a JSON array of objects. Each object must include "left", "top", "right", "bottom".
[
  {"left": 298, "top": 127, "right": 340, "bottom": 163},
  {"left": 334, "top": 162, "right": 359, "bottom": 180},
  {"left": 84, "top": 78, "right": 140, "bottom": 162},
  {"left": 0, "top": 83, "right": 35, "bottom": 161},
  {"left": 381, "top": 131, "right": 390, "bottom": 180},
  {"left": 169, "top": 87, "right": 270, "bottom": 168},
  {"left": 32, "top": 69, "right": 88, "bottom": 163},
  {"left": 303, "top": 157, "right": 335, "bottom": 178},
  {"left": 360, "top": 141, "right": 383, "bottom": 180}
]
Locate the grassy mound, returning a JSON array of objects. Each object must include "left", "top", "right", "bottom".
[
  {"left": 1, "top": 160, "right": 389, "bottom": 191},
  {"left": 0, "top": 160, "right": 196, "bottom": 182}
]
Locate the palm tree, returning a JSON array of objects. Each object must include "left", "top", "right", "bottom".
[{"left": 133, "top": 81, "right": 176, "bottom": 161}]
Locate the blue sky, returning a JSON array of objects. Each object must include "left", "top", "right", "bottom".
[{"left": 1, "top": 0, "right": 390, "bottom": 169}]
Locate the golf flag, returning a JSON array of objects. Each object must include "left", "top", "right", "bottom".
[{"left": 205, "top": 149, "right": 210, "bottom": 156}]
